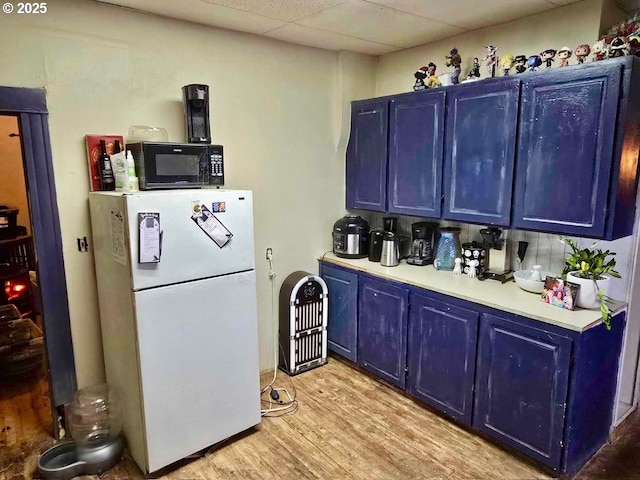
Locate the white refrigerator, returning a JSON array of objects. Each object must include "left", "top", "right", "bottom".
[{"left": 89, "top": 189, "right": 260, "bottom": 474}]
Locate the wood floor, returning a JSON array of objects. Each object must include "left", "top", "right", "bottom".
[
  {"left": 1, "top": 358, "right": 553, "bottom": 479},
  {"left": 0, "top": 370, "right": 51, "bottom": 447}
]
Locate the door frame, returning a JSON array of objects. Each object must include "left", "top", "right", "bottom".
[{"left": 0, "top": 86, "right": 77, "bottom": 413}]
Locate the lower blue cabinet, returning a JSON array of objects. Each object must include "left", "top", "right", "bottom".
[
  {"left": 321, "top": 264, "right": 358, "bottom": 362},
  {"left": 473, "top": 313, "right": 572, "bottom": 470},
  {"left": 319, "top": 261, "right": 624, "bottom": 474},
  {"left": 358, "top": 276, "right": 409, "bottom": 389},
  {"left": 407, "top": 293, "right": 478, "bottom": 425}
]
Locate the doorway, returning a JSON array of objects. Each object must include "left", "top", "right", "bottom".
[
  {"left": 0, "top": 86, "right": 76, "bottom": 444},
  {"left": 0, "top": 114, "right": 52, "bottom": 445}
]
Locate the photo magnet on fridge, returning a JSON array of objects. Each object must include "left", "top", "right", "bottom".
[
  {"left": 138, "top": 212, "right": 161, "bottom": 263},
  {"left": 191, "top": 204, "right": 233, "bottom": 248}
]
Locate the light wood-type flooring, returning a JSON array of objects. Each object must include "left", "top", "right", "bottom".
[{"left": 2, "top": 358, "right": 556, "bottom": 479}]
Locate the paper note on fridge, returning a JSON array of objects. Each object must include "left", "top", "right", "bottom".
[
  {"left": 191, "top": 204, "right": 233, "bottom": 248},
  {"left": 138, "top": 212, "right": 161, "bottom": 263}
]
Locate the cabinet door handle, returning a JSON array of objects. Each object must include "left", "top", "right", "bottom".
[{"left": 360, "top": 109, "right": 378, "bottom": 115}]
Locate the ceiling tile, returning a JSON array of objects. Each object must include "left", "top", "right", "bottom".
[
  {"left": 265, "top": 23, "right": 401, "bottom": 55},
  {"left": 96, "top": 0, "right": 287, "bottom": 34},
  {"left": 546, "top": 0, "right": 581, "bottom": 5},
  {"left": 366, "top": 0, "right": 556, "bottom": 30},
  {"left": 296, "top": 0, "right": 466, "bottom": 47},
  {"left": 201, "top": 0, "right": 348, "bottom": 22}
]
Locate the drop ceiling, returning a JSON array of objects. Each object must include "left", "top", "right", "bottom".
[{"left": 95, "top": 0, "right": 629, "bottom": 56}]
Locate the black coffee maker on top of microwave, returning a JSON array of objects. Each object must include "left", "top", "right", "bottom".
[{"left": 182, "top": 84, "right": 211, "bottom": 144}]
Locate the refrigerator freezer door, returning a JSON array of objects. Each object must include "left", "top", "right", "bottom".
[
  {"left": 126, "top": 190, "right": 255, "bottom": 291},
  {"left": 134, "top": 270, "right": 260, "bottom": 473}
]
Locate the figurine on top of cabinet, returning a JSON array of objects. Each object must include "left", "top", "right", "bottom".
[
  {"left": 557, "top": 46, "right": 572, "bottom": 67},
  {"left": 467, "top": 57, "right": 481, "bottom": 80},
  {"left": 575, "top": 44, "right": 590, "bottom": 64},
  {"left": 426, "top": 62, "right": 442, "bottom": 88},
  {"left": 513, "top": 55, "right": 527, "bottom": 74},
  {"left": 592, "top": 40, "right": 607, "bottom": 61},
  {"left": 413, "top": 66, "right": 428, "bottom": 91},
  {"left": 628, "top": 31, "right": 640, "bottom": 56},
  {"left": 445, "top": 48, "right": 462, "bottom": 84},
  {"left": 609, "top": 36, "right": 628, "bottom": 57},
  {"left": 483, "top": 45, "right": 499, "bottom": 77},
  {"left": 500, "top": 54, "right": 515, "bottom": 76},
  {"left": 527, "top": 55, "right": 542, "bottom": 72},
  {"left": 540, "top": 49, "right": 556, "bottom": 68}
]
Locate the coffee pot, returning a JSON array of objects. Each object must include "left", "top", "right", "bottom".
[
  {"left": 406, "top": 222, "right": 436, "bottom": 266},
  {"left": 380, "top": 232, "right": 401, "bottom": 267}
]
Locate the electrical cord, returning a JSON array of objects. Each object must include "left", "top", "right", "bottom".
[{"left": 260, "top": 251, "right": 298, "bottom": 417}]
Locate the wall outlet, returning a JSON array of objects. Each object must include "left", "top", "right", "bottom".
[
  {"left": 266, "top": 247, "right": 273, "bottom": 260},
  {"left": 77, "top": 237, "right": 89, "bottom": 253}
]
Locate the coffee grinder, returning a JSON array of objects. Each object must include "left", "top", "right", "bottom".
[
  {"left": 406, "top": 222, "right": 436, "bottom": 266},
  {"left": 479, "top": 227, "right": 513, "bottom": 282}
]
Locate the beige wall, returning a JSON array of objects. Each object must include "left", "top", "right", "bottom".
[
  {"left": 0, "top": 115, "right": 31, "bottom": 234},
  {"left": 0, "top": 0, "right": 368, "bottom": 386},
  {"left": 375, "top": 0, "right": 605, "bottom": 97}
]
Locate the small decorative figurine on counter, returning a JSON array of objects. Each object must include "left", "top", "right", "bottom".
[
  {"left": 513, "top": 55, "right": 527, "bottom": 73},
  {"left": 540, "top": 49, "right": 556, "bottom": 68},
  {"left": 484, "top": 45, "right": 499, "bottom": 77},
  {"left": 413, "top": 66, "right": 428, "bottom": 91},
  {"left": 575, "top": 43, "right": 590, "bottom": 64},
  {"left": 467, "top": 57, "right": 481, "bottom": 80},
  {"left": 426, "top": 62, "right": 442, "bottom": 88},
  {"left": 467, "top": 259, "right": 479, "bottom": 279},
  {"left": 500, "top": 54, "right": 515, "bottom": 76},
  {"left": 592, "top": 40, "right": 607, "bottom": 61},
  {"left": 527, "top": 55, "right": 542, "bottom": 72},
  {"left": 557, "top": 46, "right": 572, "bottom": 67},
  {"left": 609, "top": 36, "right": 628, "bottom": 57},
  {"left": 445, "top": 48, "right": 462, "bottom": 85},
  {"left": 453, "top": 258, "right": 463, "bottom": 275}
]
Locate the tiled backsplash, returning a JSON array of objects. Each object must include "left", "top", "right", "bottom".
[{"left": 355, "top": 211, "right": 636, "bottom": 302}]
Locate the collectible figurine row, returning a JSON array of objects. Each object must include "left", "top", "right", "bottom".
[{"left": 413, "top": 35, "right": 640, "bottom": 91}]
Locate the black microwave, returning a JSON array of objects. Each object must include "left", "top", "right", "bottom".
[{"left": 128, "top": 142, "right": 224, "bottom": 190}]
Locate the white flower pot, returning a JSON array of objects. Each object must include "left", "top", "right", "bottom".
[{"left": 566, "top": 271, "right": 611, "bottom": 309}]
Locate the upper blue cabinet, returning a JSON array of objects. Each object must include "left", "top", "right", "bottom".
[
  {"left": 345, "top": 57, "right": 640, "bottom": 239},
  {"left": 346, "top": 98, "right": 389, "bottom": 212},
  {"left": 388, "top": 90, "right": 445, "bottom": 218},
  {"left": 513, "top": 58, "right": 640, "bottom": 240},
  {"left": 443, "top": 79, "right": 520, "bottom": 226}
]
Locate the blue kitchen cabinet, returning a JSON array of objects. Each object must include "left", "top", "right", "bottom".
[
  {"left": 513, "top": 60, "right": 633, "bottom": 239},
  {"left": 358, "top": 275, "right": 408, "bottom": 389},
  {"left": 388, "top": 90, "right": 445, "bottom": 218},
  {"left": 346, "top": 98, "right": 389, "bottom": 212},
  {"left": 407, "top": 292, "right": 478, "bottom": 425},
  {"left": 443, "top": 79, "right": 519, "bottom": 226},
  {"left": 320, "top": 263, "right": 358, "bottom": 362},
  {"left": 474, "top": 312, "right": 572, "bottom": 470}
]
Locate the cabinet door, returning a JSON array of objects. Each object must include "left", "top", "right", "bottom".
[
  {"left": 474, "top": 313, "right": 571, "bottom": 469},
  {"left": 346, "top": 98, "right": 388, "bottom": 212},
  {"left": 321, "top": 264, "right": 358, "bottom": 362},
  {"left": 513, "top": 63, "right": 622, "bottom": 237},
  {"left": 358, "top": 276, "right": 409, "bottom": 389},
  {"left": 388, "top": 91, "right": 445, "bottom": 218},
  {"left": 407, "top": 294, "right": 478, "bottom": 425},
  {"left": 443, "top": 79, "right": 519, "bottom": 226}
]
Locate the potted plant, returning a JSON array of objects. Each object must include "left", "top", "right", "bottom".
[{"left": 561, "top": 237, "right": 620, "bottom": 329}]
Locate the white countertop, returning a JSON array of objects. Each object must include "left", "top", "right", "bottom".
[{"left": 320, "top": 253, "right": 626, "bottom": 333}]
